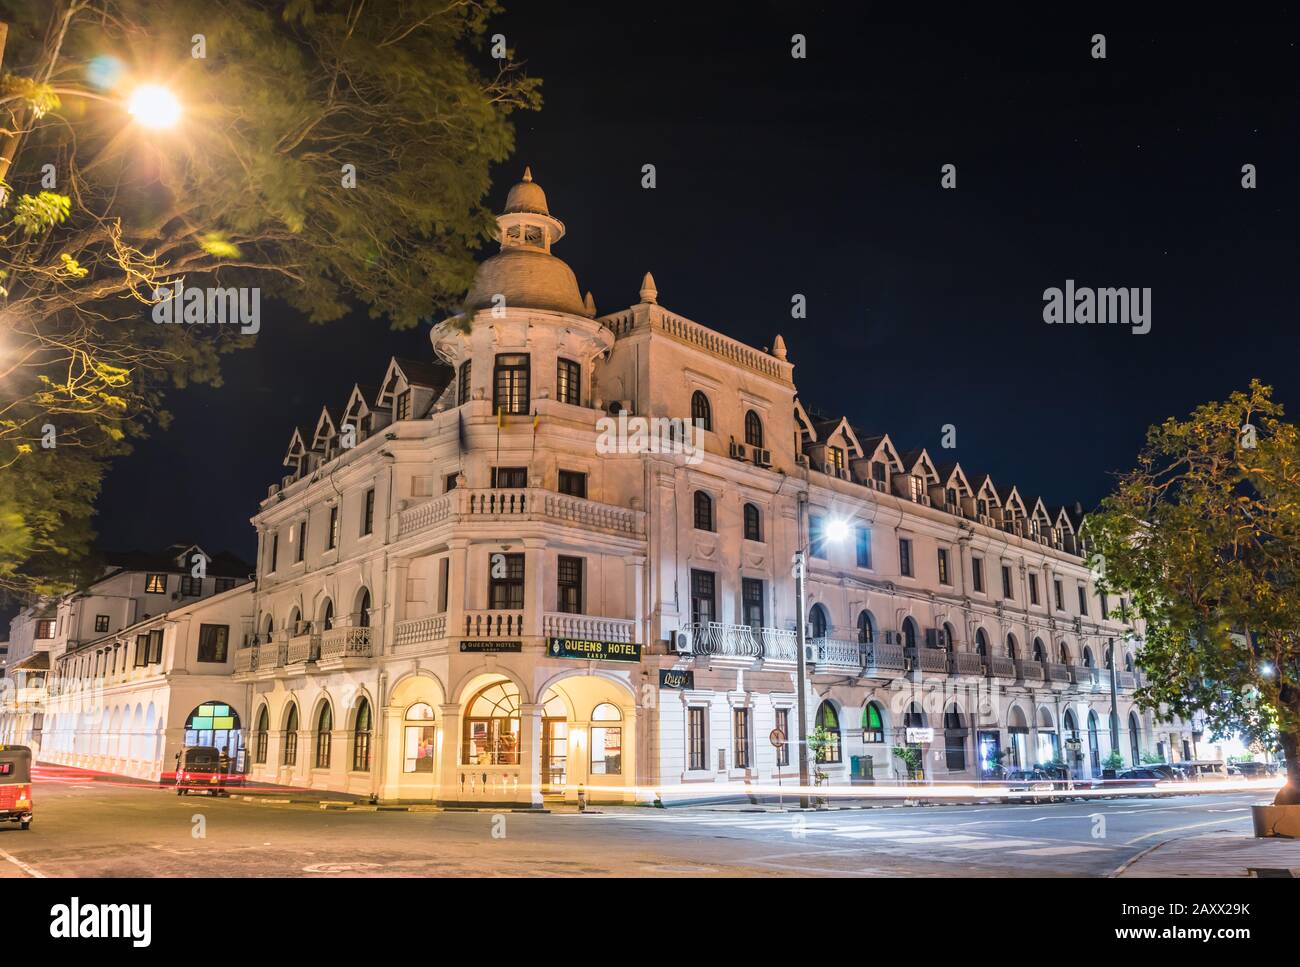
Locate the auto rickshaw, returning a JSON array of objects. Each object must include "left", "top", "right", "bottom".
[
  {"left": 0, "top": 744, "right": 33, "bottom": 830},
  {"left": 167, "top": 745, "right": 242, "bottom": 796}
]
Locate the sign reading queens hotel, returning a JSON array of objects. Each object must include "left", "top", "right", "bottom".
[{"left": 232, "top": 166, "right": 1172, "bottom": 810}]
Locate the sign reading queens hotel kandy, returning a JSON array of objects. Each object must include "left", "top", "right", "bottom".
[{"left": 546, "top": 637, "right": 642, "bottom": 662}]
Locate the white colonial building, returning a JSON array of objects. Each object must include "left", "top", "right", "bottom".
[
  {"left": 0, "top": 544, "right": 253, "bottom": 778},
  {"left": 225, "top": 168, "right": 1199, "bottom": 806}
]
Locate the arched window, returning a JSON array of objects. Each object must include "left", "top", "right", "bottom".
[
  {"left": 1083, "top": 646, "right": 1095, "bottom": 667},
  {"left": 254, "top": 706, "right": 269, "bottom": 764},
  {"left": 902, "top": 617, "right": 919, "bottom": 649},
  {"left": 262, "top": 614, "right": 274, "bottom": 642},
  {"left": 355, "top": 588, "right": 371, "bottom": 628},
  {"left": 184, "top": 701, "right": 241, "bottom": 758},
  {"left": 1059, "top": 640, "right": 1071, "bottom": 665},
  {"left": 815, "top": 701, "right": 841, "bottom": 763},
  {"left": 904, "top": 702, "right": 926, "bottom": 729},
  {"left": 743, "top": 503, "right": 762, "bottom": 542},
  {"left": 857, "top": 610, "right": 875, "bottom": 644},
  {"left": 352, "top": 699, "right": 372, "bottom": 772},
  {"left": 1124, "top": 652, "right": 1134, "bottom": 673},
  {"left": 403, "top": 702, "right": 437, "bottom": 773},
  {"left": 693, "top": 491, "right": 714, "bottom": 531},
  {"left": 942, "top": 622, "right": 957, "bottom": 651},
  {"left": 1128, "top": 711, "right": 1141, "bottom": 765},
  {"left": 944, "top": 705, "right": 967, "bottom": 771},
  {"left": 288, "top": 606, "right": 301, "bottom": 634},
  {"left": 690, "top": 391, "right": 712, "bottom": 431},
  {"left": 1032, "top": 638, "right": 1046, "bottom": 662},
  {"left": 975, "top": 628, "right": 989, "bottom": 656},
  {"left": 315, "top": 703, "right": 332, "bottom": 769},
  {"left": 1087, "top": 710, "right": 1100, "bottom": 773},
  {"left": 463, "top": 681, "right": 521, "bottom": 765},
  {"left": 863, "top": 703, "right": 885, "bottom": 743},
  {"left": 809, "top": 604, "right": 830, "bottom": 639},
  {"left": 321, "top": 599, "right": 334, "bottom": 632},
  {"left": 590, "top": 703, "right": 623, "bottom": 776},
  {"left": 283, "top": 704, "right": 299, "bottom": 766},
  {"left": 744, "top": 409, "right": 764, "bottom": 448},
  {"left": 1006, "top": 633, "right": 1018, "bottom": 659}
]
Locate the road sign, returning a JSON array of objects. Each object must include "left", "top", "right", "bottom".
[
  {"left": 769, "top": 728, "right": 786, "bottom": 748},
  {"left": 906, "top": 727, "right": 935, "bottom": 743}
]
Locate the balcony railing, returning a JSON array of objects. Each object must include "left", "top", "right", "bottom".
[
  {"left": 915, "top": 648, "right": 949, "bottom": 674},
  {"left": 810, "top": 637, "right": 863, "bottom": 669},
  {"left": 1118, "top": 671, "right": 1137, "bottom": 690},
  {"left": 688, "top": 622, "right": 798, "bottom": 661},
  {"left": 320, "top": 626, "right": 372, "bottom": 660},
  {"left": 543, "top": 613, "right": 637, "bottom": 643},
  {"left": 1069, "top": 664, "right": 1092, "bottom": 685},
  {"left": 464, "top": 610, "right": 524, "bottom": 639},
  {"left": 394, "top": 614, "right": 446, "bottom": 647},
  {"left": 398, "top": 488, "right": 645, "bottom": 540},
  {"left": 234, "top": 648, "right": 257, "bottom": 674},
  {"left": 987, "top": 656, "right": 1016, "bottom": 679},
  {"left": 1045, "top": 662, "right": 1072, "bottom": 683},
  {"left": 256, "top": 641, "right": 284, "bottom": 672},
  {"left": 285, "top": 633, "right": 320, "bottom": 665},
  {"left": 949, "top": 652, "right": 986, "bottom": 677},
  {"left": 1016, "top": 659, "right": 1045, "bottom": 682},
  {"left": 864, "top": 642, "right": 907, "bottom": 674}
]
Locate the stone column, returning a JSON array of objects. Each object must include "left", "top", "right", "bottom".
[
  {"left": 446, "top": 539, "right": 470, "bottom": 639},
  {"left": 522, "top": 538, "right": 547, "bottom": 638},
  {"left": 518, "top": 701, "right": 544, "bottom": 807},
  {"left": 439, "top": 702, "right": 461, "bottom": 804}
]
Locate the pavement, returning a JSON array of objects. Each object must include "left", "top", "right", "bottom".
[{"left": 0, "top": 762, "right": 1290, "bottom": 877}]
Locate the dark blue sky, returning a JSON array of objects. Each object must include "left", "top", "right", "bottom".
[{"left": 96, "top": 5, "right": 1300, "bottom": 564}]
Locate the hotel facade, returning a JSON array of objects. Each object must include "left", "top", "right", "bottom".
[{"left": 229, "top": 169, "right": 1199, "bottom": 806}]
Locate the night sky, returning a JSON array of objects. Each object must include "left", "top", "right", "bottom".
[{"left": 96, "top": 5, "right": 1300, "bottom": 565}]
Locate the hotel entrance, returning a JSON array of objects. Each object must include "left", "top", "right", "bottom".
[{"left": 541, "top": 717, "right": 568, "bottom": 792}]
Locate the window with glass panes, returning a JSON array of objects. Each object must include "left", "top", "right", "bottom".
[
  {"left": 492, "top": 466, "right": 527, "bottom": 488},
  {"left": 743, "top": 503, "right": 762, "bottom": 541},
  {"left": 197, "top": 624, "right": 229, "bottom": 662},
  {"left": 1077, "top": 585, "right": 1089, "bottom": 615},
  {"left": 361, "top": 488, "right": 375, "bottom": 535},
  {"left": 742, "top": 577, "right": 764, "bottom": 629},
  {"left": 457, "top": 360, "right": 471, "bottom": 405},
  {"left": 972, "top": 556, "right": 984, "bottom": 592},
  {"left": 489, "top": 553, "right": 525, "bottom": 609},
  {"left": 353, "top": 700, "right": 372, "bottom": 771},
  {"left": 810, "top": 514, "right": 826, "bottom": 558},
  {"left": 856, "top": 526, "right": 872, "bottom": 567},
  {"left": 493, "top": 353, "right": 530, "bottom": 415},
  {"left": 145, "top": 572, "right": 167, "bottom": 594},
  {"left": 1028, "top": 572, "right": 1040, "bottom": 605},
  {"left": 1002, "top": 564, "right": 1013, "bottom": 599},
  {"left": 557, "top": 556, "right": 583, "bottom": 614},
  {"left": 556, "top": 357, "right": 580, "bottom": 405},
  {"left": 94, "top": 615, "right": 110, "bottom": 633},
  {"left": 827, "top": 446, "right": 846, "bottom": 476},
  {"left": 744, "top": 410, "right": 764, "bottom": 447},
  {"left": 690, "top": 391, "right": 711, "bottom": 431},
  {"left": 296, "top": 520, "right": 307, "bottom": 562},
  {"left": 693, "top": 490, "right": 714, "bottom": 531},
  {"left": 733, "top": 708, "right": 752, "bottom": 769},
  {"left": 898, "top": 537, "right": 913, "bottom": 576},
  {"left": 395, "top": 390, "right": 412, "bottom": 420},
  {"left": 558, "top": 470, "right": 587, "bottom": 498},
  {"left": 327, "top": 506, "right": 339, "bottom": 549},
  {"left": 690, "top": 569, "right": 716, "bottom": 625},
  {"left": 937, "top": 548, "right": 951, "bottom": 585},
  {"left": 1054, "top": 578, "right": 1065, "bottom": 610},
  {"left": 687, "top": 707, "right": 706, "bottom": 771},
  {"left": 863, "top": 704, "right": 885, "bottom": 743},
  {"left": 775, "top": 708, "right": 790, "bottom": 766}
]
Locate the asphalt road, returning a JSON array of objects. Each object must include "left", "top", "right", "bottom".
[{"left": 0, "top": 764, "right": 1264, "bottom": 877}]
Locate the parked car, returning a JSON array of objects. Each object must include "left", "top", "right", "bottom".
[
  {"left": 1229, "top": 761, "right": 1275, "bottom": 778},
  {"left": 1004, "top": 769, "right": 1056, "bottom": 803},
  {"left": 1112, "top": 767, "right": 1164, "bottom": 788}
]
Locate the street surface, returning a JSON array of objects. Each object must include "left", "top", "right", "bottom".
[{"left": 0, "top": 763, "right": 1266, "bottom": 878}]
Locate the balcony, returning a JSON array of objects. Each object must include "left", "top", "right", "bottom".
[
  {"left": 394, "top": 614, "right": 446, "bottom": 648},
  {"left": 1118, "top": 671, "right": 1137, "bottom": 690},
  {"left": 949, "top": 652, "right": 986, "bottom": 677},
  {"left": 463, "top": 610, "right": 524, "bottom": 639},
  {"left": 542, "top": 613, "right": 637, "bottom": 643},
  {"left": 864, "top": 642, "right": 907, "bottom": 676},
  {"left": 914, "top": 648, "right": 949, "bottom": 674},
  {"left": 397, "top": 488, "right": 645, "bottom": 540},
  {"left": 1016, "top": 659, "right": 1045, "bottom": 683},
  {"left": 1045, "top": 662, "right": 1072, "bottom": 684},
  {"left": 810, "top": 637, "right": 864, "bottom": 670},
  {"left": 284, "top": 633, "right": 320, "bottom": 666},
  {"left": 255, "top": 641, "right": 284, "bottom": 675},
  {"left": 687, "top": 622, "right": 797, "bottom": 662},
  {"left": 319, "top": 626, "right": 372, "bottom": 667},
  {"left": 233, "top": 648, "right": 257, "bottom": 675},
  {"left": 987, "top": 656, "right": 1016, "bottom": 680},
  {"left": 1069, "top": 665, "right": 1092, "bottom": 686}
]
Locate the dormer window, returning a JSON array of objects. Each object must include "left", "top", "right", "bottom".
[
  {"left": 395, "top": 390, "right": 412, "bottom": 421},
  {"left": 827, "top": 446, "right": 846, "bottom": 477},
  {"left": 871, "top": 461, "right": 886, "bottom": 483}
]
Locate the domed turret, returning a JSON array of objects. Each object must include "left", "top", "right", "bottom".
[{"left": 462, "top": 167, "right": 590, "bottom": 318}]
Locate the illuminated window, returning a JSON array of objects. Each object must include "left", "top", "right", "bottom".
[
  {"left": 863, "top": 704, "right": 885, "bottom": 743},
  {"left": 690, "top": 391, "right": 711, "bottom": 431},
  {"left": 556, "top": 357, "right": 580, "bottom": 406},
  {"left": 590, "top": 703, "right": 623, "bottom": 776},
  {"left": 94, "top": 615, "right": 110, "bottom": 633},
  {"left": 145, "top": 573, "right": 167, "bottom": 594},
  {"left": 457, "top": 360, "right": 472, "bottom": 406},
  {"left": 815, "top": 701, "right": 841, "bottom": 763},
  {"left": 744, "top": 410, "right": 764, "bottom": 448},
  {"left": 197, "top": 624, "right": 230, "bottom": 663},
  {"left": 352, "top": 699, "right": 372, "bottom": 772},
  {"left": 35, "top": 619, "right": 56, "bottom": 639},
  {"left": 403, "top": 703, "right": 437, "bottom": 774},
  {"left": 184, "top": 701, "right": 242, "bottom": 762},
  {"left": 463, "top": 681, "right": 520, "bottom": 766},
  {"left": 254, "top": 706, "right": 268, "bottom": 764}
]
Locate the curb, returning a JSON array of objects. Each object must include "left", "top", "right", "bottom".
[{"left": 1108, "top": 839, "right": 1170, "bottom": 878}]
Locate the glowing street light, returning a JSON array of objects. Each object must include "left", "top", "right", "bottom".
[{"left": 127, "top": 84, "right": 181, "bottom": 129}]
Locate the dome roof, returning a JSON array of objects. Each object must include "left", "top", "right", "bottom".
[
  {"left": 503, "top": 166, "right": 549, "bottom": 215},
  {"left": 464, "top": 246, "right": 588, "bottom": 316}
]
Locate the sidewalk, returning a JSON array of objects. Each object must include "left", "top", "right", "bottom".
[{"left": 1116, "top": 833, "right": 1300, "bottom": 877}]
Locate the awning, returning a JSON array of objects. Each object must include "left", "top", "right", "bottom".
[{"left": 12, "top": 651, "right": 50, "bottom": 671}]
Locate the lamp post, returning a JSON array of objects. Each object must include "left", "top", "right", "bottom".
[{"left": 792, "top": 492, "right": 848, "bottom": 809}]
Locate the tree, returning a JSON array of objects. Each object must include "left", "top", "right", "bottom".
[
  {"left": 1090, "top": 381, "right": 1300, "bottom": 804},
  {"left": 0, "top": 0, "right": 540, "bottom": 596}
]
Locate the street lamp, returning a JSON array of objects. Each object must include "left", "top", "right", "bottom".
[
  {"left": 127, "top": 84, "right": 181, "bottom": 129},
  {"left": 792, "top": 494, "right": 849, "bottom": 809}
]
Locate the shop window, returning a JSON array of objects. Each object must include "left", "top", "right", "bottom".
[
  {"left": 463, "top": 682, "right": 521, "bottom": 766},
  {"left": 863, "top": 703, "right": 885, "bottom": 743},
  {"left": 403, "top": 703, "right": 437, "bottom": 773},
  {"left": 590, "top": 703, "right": 623, "bottom": 775}
]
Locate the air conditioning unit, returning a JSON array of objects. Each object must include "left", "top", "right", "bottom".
[
  {"left": 672, "top": 629, "right": 693, "bottom": 654},
  {"left": 916, "top": 494, "right": 931, "bottom": 507},
  {"left": 925, "top": 627, "right": 949, "bottom": 648},
  {"left": 729, "top": 441, "right": 748, "bottom": 461},
  {"left": 882, "top": 630, "right": 902, "bottom": 645},
  {"left": 752, "top": 447, "right": 772, "bottom": 468},
  {"left": 795, "top": 454, "right": 809, "bottom": 468}
]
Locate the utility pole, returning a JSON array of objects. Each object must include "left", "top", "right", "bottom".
[
  {"left": 793, "top": 491, "right": 811, "bottom": 809},
  {"left": 1108, "top": 636, "right": 1120, "bottom": 763}
]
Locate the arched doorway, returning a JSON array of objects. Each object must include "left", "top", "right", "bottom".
[
  {"left": 1128, "top": 711, "right": 1141, "bottom": 765},
  {"left": 809, "top": 603, "right": 830, "bottom": 639},
  {"left": 902, "top": 617, "right": 919, "bottom": 650},
  {"left": 1036, "top": 707, "right": 1059, "bottom": 766},
  {"left": 1007, "top": 705, "right": 1030, "bottom": 769},
  {"left": 184, "top": 701, "right": 243, "bottom": 761}
]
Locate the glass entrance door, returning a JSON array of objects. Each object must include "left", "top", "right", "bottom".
[{"left": 541, "top": 718, "right": 568, "bottom": 792}]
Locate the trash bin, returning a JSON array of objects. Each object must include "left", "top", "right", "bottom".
[{"left": 850, "top": 755, "right": 874, "bottom": 784}]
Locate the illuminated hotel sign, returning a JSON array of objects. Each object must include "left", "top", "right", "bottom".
[
  {"left": 547, "top": 637, "right": 641, "bottom": 662},
  {"left": 460, "top": 641, "right": 523, "bottom": 653}
]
